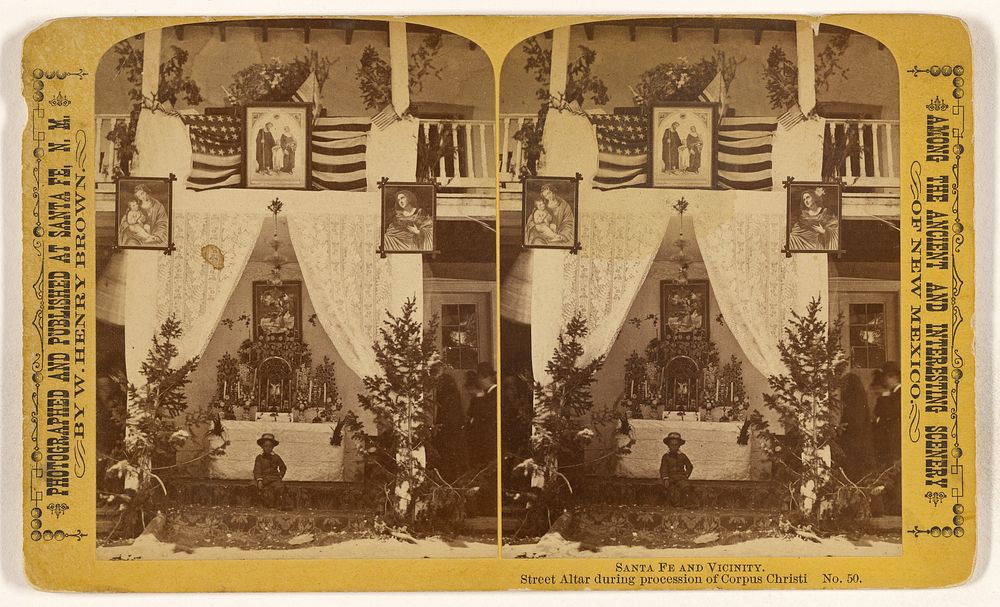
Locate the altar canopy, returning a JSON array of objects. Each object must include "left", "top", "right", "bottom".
[
  {"left": 529, "top": 189, "right": 828, "bottom": 386},
  {"left": 287, "top": 198, "right": 423, "bottom": 380},
  {"left": 692, "top": 195, "right": 828, "bottom": 379}
]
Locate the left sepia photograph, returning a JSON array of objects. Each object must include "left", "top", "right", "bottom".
[{"left": 92, "top": 18, "right": 498, "bottom": 560}]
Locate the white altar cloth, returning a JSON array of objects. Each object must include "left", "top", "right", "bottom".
[
  {"left": 614, "top": 419, "right": 751, "bottom": 481},
  {"left": 207, "top": 420, "right": 345, "bottom": 482}
]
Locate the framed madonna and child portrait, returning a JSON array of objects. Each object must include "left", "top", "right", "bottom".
[
  {"left": 243, "top": 102, "right": 312, "bottom": 190},
  {"left": 521, "top": 175, "right": 580, "bottom": 250},
  {"left": 114, "top": 176, "right": 174, "bottom": 251},
  {"left": 648, "top": 102, "right": 718, "bottom": 189}
]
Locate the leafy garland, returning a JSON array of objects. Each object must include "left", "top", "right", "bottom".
[
  {"left": 355, "top": 32, "right": 445, "bottom": 112},
  {"left": 631, "top": 50, "right": 745, "bottom": 110},
  {"left": 762, "top": 33, "right": 852, "bottom": 111},
  {"left": 226, "top": 49, "right": 333, "bottom": 107}
]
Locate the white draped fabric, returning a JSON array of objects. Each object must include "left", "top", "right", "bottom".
[
  {"left": 286, "top": 197, "right": 423, "bottom": 380},
  {"left": 693, "top": 193, "right": 829, "bottom": 379},
  {"left": 530, "top": 189, "right": 673, "bottom": 384},
  {"left": 124, "top": 211, "right": 264, "bottom": 387}
]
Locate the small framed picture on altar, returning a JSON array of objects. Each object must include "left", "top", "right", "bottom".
[
  {"left": 379, "top": 181, "right": 437, "bottom": 254},
  {"left": 660, "top": 280, "right": 710, "bottom": 340},
  {"left": 243, "top": 103, "right": 312, "bottom": 189},
  {"left": 522, "top": 175, "right": 580, "bottom": 250},
  {"left": 784, "top": 180, "right": 843, "bottom": 254},
  {"left": 114, "top": 176, "right": 173, "bottom": 251},
  {"left": 648, "top": 102, "right": 718, "bottom": 189},
  {"left": 252, "top": 280, "right": 303, "bottom": 341}
]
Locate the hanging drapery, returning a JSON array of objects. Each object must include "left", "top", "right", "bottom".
[
  {"left": 692, "top": 193, "right": 829, "bottom": 379},
  {"left": 530, "top": 189, "right": 673, "bottom": 384},
  {"left": 286, "top": 196, "right": 423, "bottom": 380},
  {"left": 124, "top": 210, "right": 265, "bottom": 387}
]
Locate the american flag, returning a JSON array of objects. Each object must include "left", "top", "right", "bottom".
[
  {"left": 591, "top": 114, "right": 777, "bottom": 191},
  {"left": 181, "top": 115, "right": 372, "bottom": 192},
  {"left": 591, "top": 113, "right": 649, "bottom": 189},
  {"left": 183, "top": 114, "right": 243, "bottom": 191}
]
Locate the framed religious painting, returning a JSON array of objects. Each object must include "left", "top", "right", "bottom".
[
  {"left": 242, "top": 102, "right": 312, "bottom": 189},
  {"left": 252, "top": 280, "right": 303, "bottom": 342},
  {"left": 378, "top": 181, "right": 437, "bottom": 255},
  {"left": 648, "top": 102, "right": 718, "bottom": 189},
  {"left": 784, "top": 179, "right": 844, "bottom": 254},
  {"left": 660, "top": 279, "right": 710, "bottom": 341},
  {"left": 521, "top": 175, "right": 580, "bottom": 251},
  {"left": 113, "top": 175, "right": 174, "bottom": 252}
]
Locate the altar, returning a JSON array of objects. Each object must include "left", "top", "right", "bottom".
[
  {"left": 614, "top": 419, "right": 752, "bottom": 481},
  {"left": 207, "top": 420, "right": 345, "bottom": 482}
]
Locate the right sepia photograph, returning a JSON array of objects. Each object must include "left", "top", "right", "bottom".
[{"left": 498, "top": 17, "right": 902, "bottom": 558}]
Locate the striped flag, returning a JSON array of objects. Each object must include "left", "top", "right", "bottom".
[
  {"left": 697, "top": 71, "right": 727, "bottom": 119},
  {"left": 182, "top": 115, "right": 372, "bottom": 192},
  {"left": 778, "top": 103, "right": 806, "bottom": 130},
  {"left": 310, "top": 117, "right": 371, "bottom": 191},
  {"left": 592, "top": 113, "right": 649, "bottom": 190},
  {"left": 716, "top": 117, "right": 777, "bottom": 191},
  {"left": 291, "top": 72, "right": 320, "bottom": 115},
  {"left": 371, "top": 104, "right": 401, "bottom": 131},
  {"left": 182, "top": 114, "right": 242, "bottom": 191},
  {"left": 591, "top": 114, "right": 776, "bottom": 191}
]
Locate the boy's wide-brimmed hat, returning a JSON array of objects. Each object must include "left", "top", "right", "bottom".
[
  {"left": 663, "top": 432, "right": 686, "bottom": 446},
  {"left": 256, "top": 433, "right": 279, "bottom": 447}
]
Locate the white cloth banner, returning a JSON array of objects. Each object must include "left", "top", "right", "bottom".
[
  {"left": 286, "top": 196, "right": 423, "bottom": 380},
  {"left": 692, "top": 193, "right": 829, "bottom": 379},
  {"left": 124, "top": 211, "right": 264, "bottom": 387},
  {"left": 530, "top": 188, "right": 672, "bottom": 384},
  {"left": 207, "top": 420, "right": 345, "bottom": 482}
]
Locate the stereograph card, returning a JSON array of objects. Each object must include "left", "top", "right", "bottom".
[{"left": 18, "top": 14, "right": 976, "bottom": 591}]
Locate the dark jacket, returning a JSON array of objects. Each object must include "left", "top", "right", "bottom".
[
  {"left": 253, "top": 452, "right": 287, "bottom": 482},
  {"left": 872, "top": 385, "right": 902, "bottom": 464},
  {"left": 467, "top": 385, "right": 497, "bottom": 467},
  {"left": 659, "top": 451, "right": 693, "bottom": 481}
]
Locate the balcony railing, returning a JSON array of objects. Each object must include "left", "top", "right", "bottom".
[
  {"left": 498, "top": 113, "right": 536, "bottom": 183},
  {"left": 416, "top": 119, "right": 495, "bottom": 189},
  {"left": 823, "top": 118, "right": 901, "bottom": 189},
  {"left": 95, "top": 113, "right": 132, "bottom": 185}
]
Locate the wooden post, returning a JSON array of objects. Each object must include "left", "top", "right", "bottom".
[
  {"left": 140, "top": 27, "right": 162, "bottom": 101},
  {"left": 795, "top": 21, "right": 817, "bottom": 115},
  {"left": 388, "top": 21, "right": 410, "bottom": 114},
  {"left": 549, "top": 26, "right": 570, "bottom": 101}
]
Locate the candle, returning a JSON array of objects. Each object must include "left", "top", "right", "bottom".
[
  {"left": 323, "top": 383, "right": 328, "bottom": 403},
  {"left": 630, "top": 380, "right": 634, "bottom": 398},
  {"left": 309, "top": 379, "right": 314, "bottom": 403},
  {"left": 223, "top": 380, "right": 227, "bottom": 400},
  {"left": 730, "top": 382, "right": 735, "bottom": 401}
]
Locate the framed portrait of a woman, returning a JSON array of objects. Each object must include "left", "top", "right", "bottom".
[
  {"left": 242, "top": 103, "right": 312, "bottom": 190},
  {"left": 114, "top": 175, "right": 173, "bottom": 251},
  {"left": 379, "top": 182, "right": 437, "bottom": 254},
  {"left": 521, "top": 175, "right": 580, "bottom": 250},
  {"left": 648, "top": 103, "right": 718, "bottom": 189},
  {"left": 784, "top": 180, "right": 844, "bottom": 254}
]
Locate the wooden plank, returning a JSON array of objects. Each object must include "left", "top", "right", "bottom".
[{"left": 479, "top": 122, "right": 491, "bottom": 179}]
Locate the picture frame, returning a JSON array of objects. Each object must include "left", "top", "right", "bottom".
[
  {"left": 783, "top": 179, "right": 844, "bottom": 255},
  {"left": 114, "top": 175, "right": 174, "bottom": 252},
  {"left": 521, "top": 174, "right": 581, "bottom": 251},
  {"left": 378, "top": 180, "right": 438, "bottom": 255},
  {"left": 660, "top": 279, "right": 710, "bottom": 341},
  {"left": 243, "top": 102, "right": 312, "bottom": 190},
  {"left": 252, "top": 280, "right": 303, "bottom": 342},
  {"left": 648, "top": 102, "right": 718, "bottom": 189}
]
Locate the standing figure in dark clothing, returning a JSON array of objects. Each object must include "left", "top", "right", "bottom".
[
  {"left": 661, "top": 121, "right": 682, "bottom": 172},
  {"left": 466, "top": 363, "right": 498, "bottom": 470},
  {"left": 253, "top": 433, "right": 288, "bottom": 509},
  {"left": 279, "top": 125, "right": 297, "bottom": 173},
  {"left": 659, "top": 432, "right": 693, "bottom": 507},
  {"left": 686, "top": 125, "right": 704, "bottom": 173},
  {"left": 871, "top": 361, "right": 902, "bottom": 515},
  {"left": 837, "top": 373, "right": 876, "bottom": 483},
  {"left": 255, "top": 122, "right": 276, "bottom": 174},
  {"left": 429, "top": 362, "right": 466, "bottom": 481}
]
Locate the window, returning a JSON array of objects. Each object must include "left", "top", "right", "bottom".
[
  {"left": 849, "top": 303, "right": 886, "bottom": 368},
  {"left": 441, "top": 303, "right": 479, "bottom": 370}
]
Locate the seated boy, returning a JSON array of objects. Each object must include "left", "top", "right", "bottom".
[
  {"left": 253, "top": 433, "right": 289, "bottom": 509},
  {"left": 659, "top": 432, "right": 693, "bottom": 507}
]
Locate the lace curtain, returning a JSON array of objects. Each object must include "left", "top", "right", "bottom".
[
  {"left": 531, "top": 190, "right": 672, "bottom": 384},
  {"left": 693, "top": 196, "right": 829, "bottom": 379},
  {"left": 286, "top": 199, "right": 423, "bottom": 380},
  {"left": 124, "top": 211, "right": 264, "bottom": 387}
]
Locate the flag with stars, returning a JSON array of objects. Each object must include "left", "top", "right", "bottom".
[
  {"left": 182, "top": 114, "right": 243, "bottom": 191},
  {"left": 592, "top": 113, "right": 649, "bottom": 190}
]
